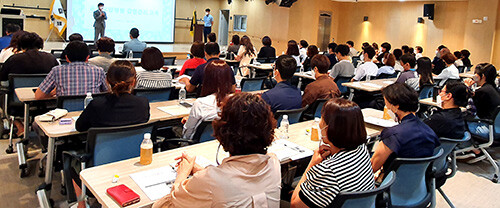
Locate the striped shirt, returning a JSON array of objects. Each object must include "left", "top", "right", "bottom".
[
  {"left": 39, "top": 62, "right": 108, "bottom": 96},
  {"left": 299, "top": 144, "right": 375, "bottom": 208},
  {"left": 136, "top": 70, "right": 172, "bottom": 89}
]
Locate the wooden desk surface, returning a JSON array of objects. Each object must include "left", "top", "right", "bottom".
[
  {"left": 459, "top": 72, "right": 474, "bottom": 79},
  {"left": 342, "top": 78, "right": 396, "bottom": 92},
  {"left": 80, "top": 109, "right": 385, "bottom": 208},
  {"left": 35, "top": 99, "right": 195, "bottom": 138},
  {"left": 15, "top": 87, "right": 56, "bottom": 103},
  {"left": 293, "top": 72, "right": 315, "bottom": 80}
]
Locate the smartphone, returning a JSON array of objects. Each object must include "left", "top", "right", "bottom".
[{"left": 180, "top": 102, "right": 192, "bottom": 108}]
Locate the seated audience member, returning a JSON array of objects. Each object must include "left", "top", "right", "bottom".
[
  {"left": 435, "top": 52, "right": 459, "bottom": 86},
  {"left": 352, "top": 46, "right": 377, "bottom": 81},
  {"left": 346, "top": 40, "right": 358, "bottom": 57},
  {"left": 406, "top": 57, "right": 434, "bottom": 91},
  {"left": 207, "top": 32, "right": 217, "bottom": 43},
  {"left": 1, "top": 32, "right": 59, "bottom": 81},
  {"left": 0, "top": 30, "right": 26, "bottom": 63},
  {"left": 136, "top": 47, "right": 173, "bottom": 89},
  {"left": 291, "top": 98, "right": 375, "bottom": 208},
  {"left": 330, "top": 44, "right": 354, "bottom": 79},
  {"left": 257, "top": 36, "right": 276, "bottom": 59},
  {"left": 0, "top": 23, "right": 20, "bottom": 50},
  {"left": 286, "top": 40, "right": 302, "bottom": 68},
  {"left": 392, "top": 49, "right": 404, "bottom": 72},
  {"left": 358, "top": 42, "right": 371, "bottom": 58},
  {"left": 76, "top": 61, "right": 150, "bottom": 132},
  {"left": 302, "top": 45, "right": 319, "bottom": 71},
  {"left": 182, "top": 60, "right": 233, "bottom": 140},
  {"left": 236, "top": 35, "right": 257, "bottom": 76},
  {"left": 377, "top": 53, "right": 396, "bottom": 76},
  {"left": 432, "top": 45, "right": 448, "bottom": 75},
  {"left": 88, "top": 37, "right": 116, "bottom": 72},
  {"left": 423, "top": 81, "right": 467, "bottom": 139},
  {"left": 180, "top": 41, "right": 206, "bottom": 76},
  {"left": 461, "top": 49, "right": 472, "bottom": 68},
  {"left": 454, "top": 51, "right": 464, "bottom": 67},
  {"left": 153, "top": 93, "right": 281, "bottom": 208},
  {"left": 415, "top": 46, "right": 423, "bottom": 60},
  {"left": 395, "top": 54, "right": 417, "bottom": 84},
  {"left": 35, "top": 41, "right": 108, "bottom": 99},
  {"left": 409, "top": 47, "right": 415, "bottom": 56},
  {"left": 402, "top": 45, "right": 410, "bottom": 54},
  {"left": 299, "top": 40, "right": 309, "bottom": 61},
  {"left": 122, "top": 28, "right": 147, "bottom": 54},
  {"left": 376, "top": 42, "right": 391, "bottom": 63},
  {"left": 371, "top": 83, "right": 440, "bottom": 173},
  {"left": 326, "top": 42, "right": 338, "bottom": 69},
  {"left": 262, "top": 55, "right": 302, "bottom": 113},
  {"left": 302, "top": 55, "right": 341, "bottom": 107},
  {"left": 180, "top": 42, "right": 236, "bottom": 93},
  {"left": 60, "top": 33, "right": 84, "bottom": 59},
  {"left": 227, "top": 35, "right": 240, "bottom": 55}
]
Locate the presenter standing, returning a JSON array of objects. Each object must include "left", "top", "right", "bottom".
[
  {"left": 203, "top": 8, "right": 214, "bottom": 43},
  {"left": 93, "top": 3, "right": 107, "bottom": 43}
]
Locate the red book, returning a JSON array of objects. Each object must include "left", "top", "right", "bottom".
[{"left": 107, "top": 184, "right": 140, "bottom": 207}]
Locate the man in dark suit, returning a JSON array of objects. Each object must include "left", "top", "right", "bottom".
[{"left": 93, "top": 2, "right": 107, "bottom": 43}]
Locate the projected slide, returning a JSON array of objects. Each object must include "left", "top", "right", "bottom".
[{"left": 67, "top": 0, "right": 176, "bottom": 42}]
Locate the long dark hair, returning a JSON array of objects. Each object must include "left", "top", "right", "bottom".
[
  {"left": 201, "top": 60, "right": 234, "bottom": 106},
  {"left": 416, "top": 57, "right": 434, "bottom": 87},
  {"left": 475, "top": 63, "right": 497, "bottom": 86},
  {"left": 286, "top": 40, "right": 300, "bottom": 56},
  {"left": 240, "top": 36, "right": 255, "bottom": 56}
]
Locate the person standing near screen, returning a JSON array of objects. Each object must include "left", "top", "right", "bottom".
[
  {"left": 93, "top": 3, "right": 107, "bottom": 43},
  {"left": 203, "top": 8, "right": 214, "bottom": 43}
]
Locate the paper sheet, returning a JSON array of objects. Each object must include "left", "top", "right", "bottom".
[
  {"left": 157, "top": 105, "right": 191, "bottom": 116},
  {"left": 364, "top": 116, "right": 398, "bottom": 128},
  {"left": 383, "top": 81, "right": 394, "bottom": 84},
  {"left": 268, "top": 139, "right": 313, "bottom": 162}
]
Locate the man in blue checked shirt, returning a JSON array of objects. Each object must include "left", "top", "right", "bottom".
[{"left": 203, "top": 8, "right": 214, "bottom": 43}]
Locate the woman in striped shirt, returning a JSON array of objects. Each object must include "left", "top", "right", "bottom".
[
  {"left": 291, "top": 98, "right": 375, "bottom": 208},
  {"left": 136, "top": 47, "right": 172, "bottom": 89}
]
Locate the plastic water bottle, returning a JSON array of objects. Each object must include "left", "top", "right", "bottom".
[
  {"left": 179, "top": 86, "right": 186, "bottom": 104},
  {"left": 300, "top": 66, "right": 304, "bottom": 74},
  {"left": 139, "top": 133, "right": 153, "bottom": 165},
  {"left": 311, "top": 117, "right": 320, "bottom": 141},
  {"left": 128, "top": 50, "right": 133, "bottom": 59},
  {"left": 280, "top": 115, "right": 289, "bottom": 139},
  {"left": 84, "top": 92, "right": 93, "bottom": 109}
]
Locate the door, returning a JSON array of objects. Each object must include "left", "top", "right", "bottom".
[
  {"left": 317, "top": 12, "right": 332, "bottom": 52},
  {"left": 218, "top": 10, "right": 230, "bottom": 46}
]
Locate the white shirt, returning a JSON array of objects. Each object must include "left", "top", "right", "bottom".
[
  {"left": 454, "top": 59, "right": 464, "bottom": 67},
  {"left": 183, "top": 94, "right": 220, "bottom": 140},
  {"left": 0, "top": 47, "right": 15, "bottom": 63},
  {"left": 299, "top": 48, "right": 307, "bottom": 62},
  {"left": 291, "top": 55, "right": 302, "bottom": 68},
  {"left": 377, "top": 66, "right": 395, "bottom": 76},
  {"left": 435, "top": 64, "right": 460, "bottom": 85},
  {"left": 353, "top": 61, "right": 378, "bottom": 81},
  {"left": 394, "top": 61, "right": 404, "bottom": 72},
  {"left": 415, "top": 53, "right": 423, "bottom": 60},
  {"left": 349, "top": 47, "right": 358, "bottom": 57}
]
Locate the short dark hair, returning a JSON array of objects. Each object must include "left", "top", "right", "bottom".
[
  {"left": 96, "top": 37, "right": 115, "bottom": 53},
  {"left": 321, "top": 98, "right": 367, "bottom": 150},
  {"left": 400, "top": 54, "right": 416, "bottom": 68},
  {"left": 402, "top": 45, "right": 410, "bottom": 54},
  {"left": 130, "top": 28, "right": 139, "bottom": 38},
  {"left": 98, "top": 3, "right": 104, "bottom": 7},
  {"left": 262, "top": 36, "right": 272, "bottom": 46},
  {"left": 276, "top": 55, "right": 297, "bottom": 80},
  {"left": 328, "top": 42, "right": 337, "bottom": 51},
  {"left": 381, "top": 42, "right": 391, "bottom": 51},
  {"left": 346, "top": 41, "right": 354, "bottom": 47},
  {"left": 64, "top": 41, "right": 89, "bottom": 62},
  {"left": 335, "top": 44, "right": 350, "bottom": 56},
  {"left": 107, "top": 60, "right": 136, "bottom": 96},
  {"left": 205, "top": 8, "right": 211, "bottom": 12},
  {"left": 362, "top": 42, "right": 370, "bottom": 49},
  {"left": 306, "top": 45, "right": 319, "bottom": 58},
  {"left": 363, "top": 46, "right": 376, "bottom": 59},
  {"left": 69, "top": 33, "right": 83, "bottom": 42},
  {"left": 300, "top": 40, "right": 309, "bottom": 48},
  {"left": 141, "top": 47, "right": 164, "bottom": 71},
  {"left": 213, "top": 93, "right": 276, "bottom": 156},
  {"left": 437, "top": 45, "right": 447, "bottom": 51},
  {"left": 5, "top": 23, "right": 20, "bottom": 34},
  {"left": 441, "top": 53, "right": 457, "bottom": 65},
  {"left": 382, "top": 83, "right": 419, "bottom": 112},
  {"left": 444, "top": 81, "right": 469, "bottom": 107},
  {"left": 286, "top": 40, "right": 300, "bottom": 56},
  {"left": 393, "top": 49, "right": 403, "bottom": 60},
  {"left": 205, "top": 42, "right": 220, "bottom": 56},
  {"left": 231, "top": 35, "right": 240, "bottom": 45},
  {"left": 18, "top": 32, "right": 43, "bottom": 50},
  {"left": 416, "top": 46, "right": 423, "bottom": 53},
  {"left": 453, "top": 51, "right": 462, "bottom": 59},
  {"left": 311, "top": 55, "right": 330, "bottom": 74},
  {"left": 190, "top": 41, "right": 205, "bottom": 58},
  {"left": 475, "top": 63, "right": 498, "bottom": 86},
  {"left": 372, "top": 42, "right": 379, "bottom": 50},
  {"left": 208, "top": 33, "right": 216, "bottom": 42},
  {"left": 460, "top": 49, "right": 470, "bottom": 58}
]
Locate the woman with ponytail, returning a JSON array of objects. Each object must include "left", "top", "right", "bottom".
[{"left": 76, "top": 60, "right": 150, "bottom": 132}]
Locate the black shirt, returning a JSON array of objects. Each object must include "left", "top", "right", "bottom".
[
  {"left": 75, "top": 93, "right": 150, "bottom": 132},
  {"left": 1, "top": 49, "right": 59, "bottom": 81},
  {"left": 326, "top": 54, "right": 338, "bottom": 69},
  {"left": 432, "top": 56, "right": 446, "bottom": 75},
  {"left": 424, "top": 108, "right": 465, "bottom": 139},
  {"left": 376, "top": 51, "right": 388, "bottom": 63},
  {"left": 257, "top": 46, "right": 276, "bottom": 59},
  {"left": 473, "top": 84, "right": 500, "bottom": 119}
]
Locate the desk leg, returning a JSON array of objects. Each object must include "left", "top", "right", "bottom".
[
  {"left": 348, "top": 88, "right": 355, "bottom": 101},
  {"left": 17, "top": 103, "right": 29, "bottom": 176},
  {"left": 37, "top": 136, "right": 55, "bottom": 207}
]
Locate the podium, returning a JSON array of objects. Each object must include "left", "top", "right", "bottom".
[
  {"left": 194, "top": 24, "right": 204, "bottom": 42},
  {"left": 0, "top": 8, "right": 25, "bottom": 36}
]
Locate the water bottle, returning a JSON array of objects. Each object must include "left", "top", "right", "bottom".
[
  {"left": 140, "top": 133, "right": 153, "bottom": 165},
  {"left": 128, "top": 50, "right": 133, "bottom": 59},
  {"left": 280, "top": 115, "right": 289, "bottom": 139},
  {"left": 84, "top": 92, "right": 93, "bottom": 109},
  {"left": 311, "top": 117, "right": 320, "bottom": 141},
  {"left": 300, "top": 66, "right": 304, "bottom": 74},
  {"left": 179, "top": 86, "right": 186, "bottom": 104}
]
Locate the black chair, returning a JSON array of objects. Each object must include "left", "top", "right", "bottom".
[
  {"left": 256, "top": 58, "right": 268, "bottom": 64},
  {"left": 240, "top": 77, "right": 265, "bottom": 92},
  {"left": 132, "top": 51, "right": 143, "bottom": 58},
  {"left": 302, "top": 99, "right": 327, "bottom": 121},
  {"left": 377, "top": 73, "right": 397, "bottom": 79},
  {"left": 457, "top": 66, "right": 466, "bottom": 73},
  {"left": 275, "top": 106, "right": 309, "bottom": 127},
  {"left": 133, "top": 87, "right": 175, "bottom": 103},
  {"left": 334, "top": 76, "right": 354, "bottom": 96},
  {"left": 50, "top": 49, "right": 64, "bottom": 59},
  {"left": 56, "top": 93, "right": 109, "bottom": 112},
  {"left": 352, "top": 56, "right": 361, "bottom": 68},
  {"left": 162, "top": 121, "right": 215, "bottom": 149},
  {"left": 164, "top": 57, "right": 176, "bottom": 66},
  {"left": 184, "top": 68, "right": 196, "bottom": 76},
  {"left": 268, "top": 57, "right": 277, "bottom": 63}
]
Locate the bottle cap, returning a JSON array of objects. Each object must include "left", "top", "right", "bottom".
[
  {"left": 283, "top": 115, "right": 288, "bottom": 119},
  {"left": 144, "top": 133, "right": 151, "bottom": 140},
  {"left": 314, "top": 117, "right": 320, "bottom": 122}
]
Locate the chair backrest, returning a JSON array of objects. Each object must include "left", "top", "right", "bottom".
[
  {"left": 419, "top": 84, "right": 435, "bottom": 100},
  {"left": 192, "top": 121, "right": 215, "bottom": 143},
  {"left": 275, "top": 105, "right": 308, "bottom": 127},
  {"left": 377, "top": 73, "right": 397, "bottom": 79},
  {"left": 184, "top": 68, "right": 196, "bottom": 76},
  {"left": 311, "top": 99, "right": 327, "bottom": 118},
  {"left": 164, "top": 57, "right": 176, "bottom": 66},
  {"left": 352, "top": 56, "right": 361, "bottom": 68},
  {"left": 240, "top": 77, "right": 265, "bottom": 92},
  {"left": 330, "top": 171, "right": 396, "bottom": 208},
  {"left": 493, "top": 106, "right": 500, "bottom": 136},
  {"left": 387, "top": 149, "right": 443, "bottom": 208},
  {"left": 268, "top": 57, "right": 277, "bottom": 63},
  {"left": 334, "top": 76, "right": 354, "bottom": 94},
  {"left": 51, "top": 49, "right": 64, "bottom": 59},
  {"left": 129, "top": 60, "right": 140, "bottom": 66},
  {"left": 256, "top": 58, "right": 267, "bottom": 64},
  {"left": 8, "top": 74, "right": 47, "bottom": 105},
  {"left": 457, "top": 66, "right": 466, "bottom": 73},
  {"left": 86, "top": 122, "right": 156, "bottom": 167},
  {"left": 133, "top": 87, "right": 174, "bottom": 103},
  {"left": 132, "top": 51, "right": 143, "bottom": 58},
  {"left": 56, "top": 93, "right": 109, "bottom": 112},
  {"left": 433, "top": 132, "right": 471, "bottom": 177}
]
